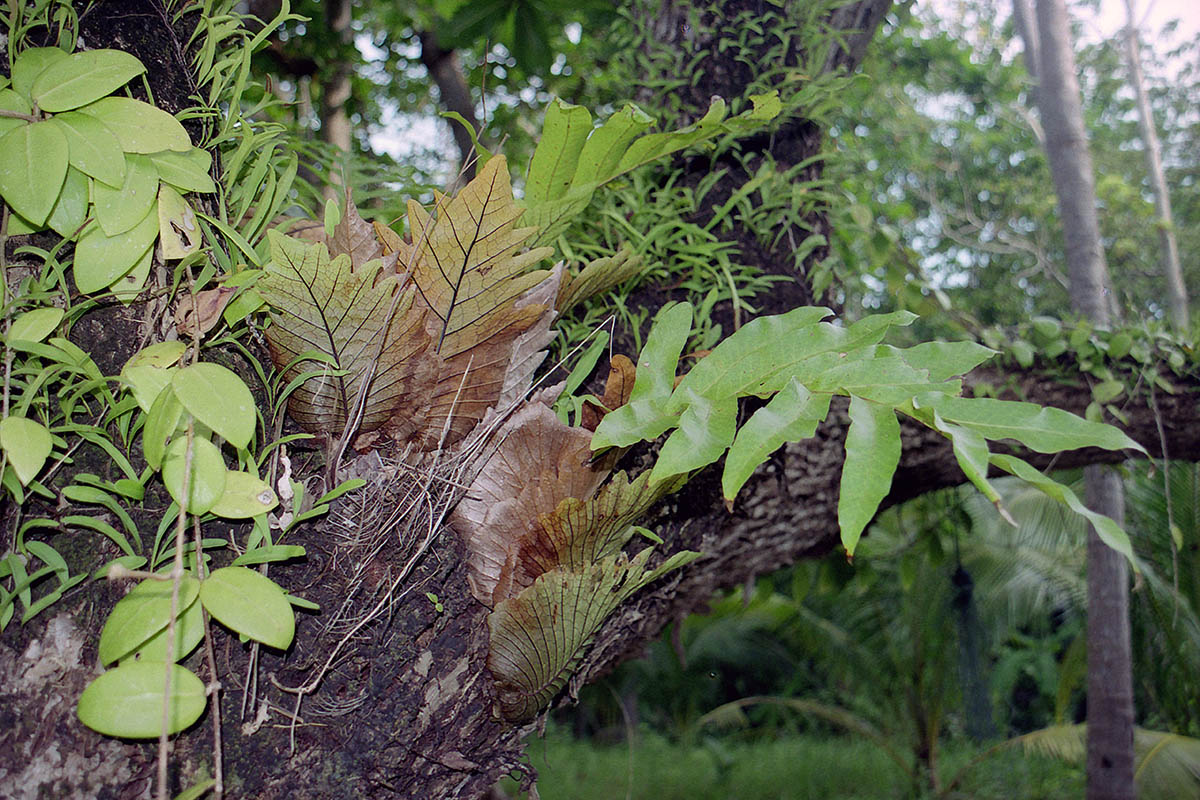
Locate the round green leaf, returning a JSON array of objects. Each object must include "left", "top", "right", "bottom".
[
  {"left": 143, "top": 384, "right": 184, "bottom": 469},
  {"left": 121, "top": 345, "right": 183, "bottom": 401},
  {"left": 199, "top": 566, "right": 294, "bottom": 650},
  {"left": 0, "top": 121, "right": 68, "bottom": 225},
  {"left": 11, "top": 47, "right": 70, "bottom": 97},
  {"left": 149, "top": 148, "right": 216, "bottom": 194},
  {"left": 81, "top": 96, "right": 191, "bottom": 153},
  {"left": 31, "top": 49, "right": 146, "bottom": 112},
  {"left": 1092, "top": 380, "right": 1125, "bottom": 405},
  {"left": 121, "top": 595, "right": 205, "bottom": 665},
  {"left": 77, "top": 661, "right": 206, "bottom": 739},
  {"left": 98, "top": 576, "right": 200, "bottom": 665},
  {"left": 171, "top": 363, "right": 256, "bottom": 449},
  {"left": 93, "top": 154, "right": 158, "bottom": 236},
  {"left": 8, "top": 307, "right": 64, "bottom": 344},
  {"left": 0, "top": 415, "right": 53, "bottom": 486},
  {"left": 46, "top": 165, "right": 89, "bottom": 237},
  {"left": 0, "top": 89, "right": 32, "bottom": 137},
  {"left": 123, "top": 363, "right": 175, "bottom": 414},
  {"left": 73, "top": 206, "right": 159, "bottom": 294},
  {"left": 125, "top": 340, "right": 188, "bottom": 370},
  {"left": 111, "top": 244, "right": 154, "bottom": 301},
  {"left": 209, "top": 470, "right": 278, "bottom": 519},
  {"left": 5, "top": 211, "right": 43, "bottom": 234},
  {"left": 161, "top": 434, "right": 227, "bottom": 515},
  {"left": 49, "top": 111, "right": 126, "bottom": 187}
]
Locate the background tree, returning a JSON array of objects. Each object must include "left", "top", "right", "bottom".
[{"left": 1022, "top": 0, "right": 1134, "bottom": 795}]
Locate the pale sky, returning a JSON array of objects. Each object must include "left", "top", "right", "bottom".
[{"left": 1087, "top": 0, "right": 1199, "bottom": 53}]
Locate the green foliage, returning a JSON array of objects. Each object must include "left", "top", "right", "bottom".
[
  {"left": 593, "top": 302, "right": 1140, "bottom": 555},
  {"left": 0, "top": 47, "right": 214, "bottom": 295},
  {"left": 522, "top": 92, "right": 781, "bottom": 246},
  {"left": 831, "top": 4, "right": 1200, "bottom": 325},
  {"left": 0, "top": 2, "right": 358, "bottom": 751}
]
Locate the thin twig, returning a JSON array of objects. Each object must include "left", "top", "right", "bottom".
[
  {"left": 192, "top": 515, "right": 224, "bottom": 797},
  {"left": 158, "top": 421, "right": 195, "bottom": 800}
]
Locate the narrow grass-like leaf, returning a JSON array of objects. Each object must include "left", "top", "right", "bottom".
[
  {"left": 230, "top": 545, "right": 305, "bottom": 566},
  {"left": 61, "top": 483, "right": 138, "bottom": 541},
  {"left": 62, "top": 515, "right": 135, "bottom": 557},
  {"left": 838, "top": 396, "right": 901, "bottom": 555}
]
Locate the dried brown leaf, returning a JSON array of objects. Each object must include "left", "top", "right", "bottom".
[
  {"left": 259, "top": 231, "right": 432, "bottom": 436},
  {"left": 406, "top": 155, "right": 553, "bottom": 358},
  {"left": 451, "top": 399, "right": 606, "bottom": 607},
  {"left": 507, "top": 469, "right": 683, "bottom": 594},
  {"left": 580, "top": 354, "right": 637, "bottom": 431},
  {"left": 175, "top": 286, "right": 236, "bottom": 337}
]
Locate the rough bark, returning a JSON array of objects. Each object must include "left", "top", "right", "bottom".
[
  {"left": 1031, "top": 0, "right": 1136, "bottom": 798},
  {"left": 1123, "top": 0, "right": 1188, "bottom": 331},
  {"left": 4, "top": 2, "right": 1194, "bottom": 799}
]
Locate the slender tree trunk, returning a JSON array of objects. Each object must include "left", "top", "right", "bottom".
[
  {"left": 1122, "top": 0, "right": 1188, "bottom": 330},
  {"left": 1030, "top": 1, "right": 1136, "bottom": 798},
  {"left": 419, "top": 30, "right": 482, "bottom": 185},
  {"left": 320, "top": 0, "right": 353, "bottom": 201}
]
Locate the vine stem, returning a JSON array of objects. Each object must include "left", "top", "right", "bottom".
[
  {"left": 193, "top": 514, "right": 224, "bottom": 798},
  {"left": 158, "top": 421, "right": 194, "bottom": 800}
]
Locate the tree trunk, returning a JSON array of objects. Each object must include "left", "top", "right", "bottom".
[
  {"left": 1031, "top": 0, "right": 1136, "bottom": 798},
  {"left": 419, "top": 29, "right": 483, "bottom": 185},
  {"left": 1122, "top": 0, "right": 1188, "bottom": 331},
  {"left": 318, "top": 0, "right": 353, "bottom": 204}
]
